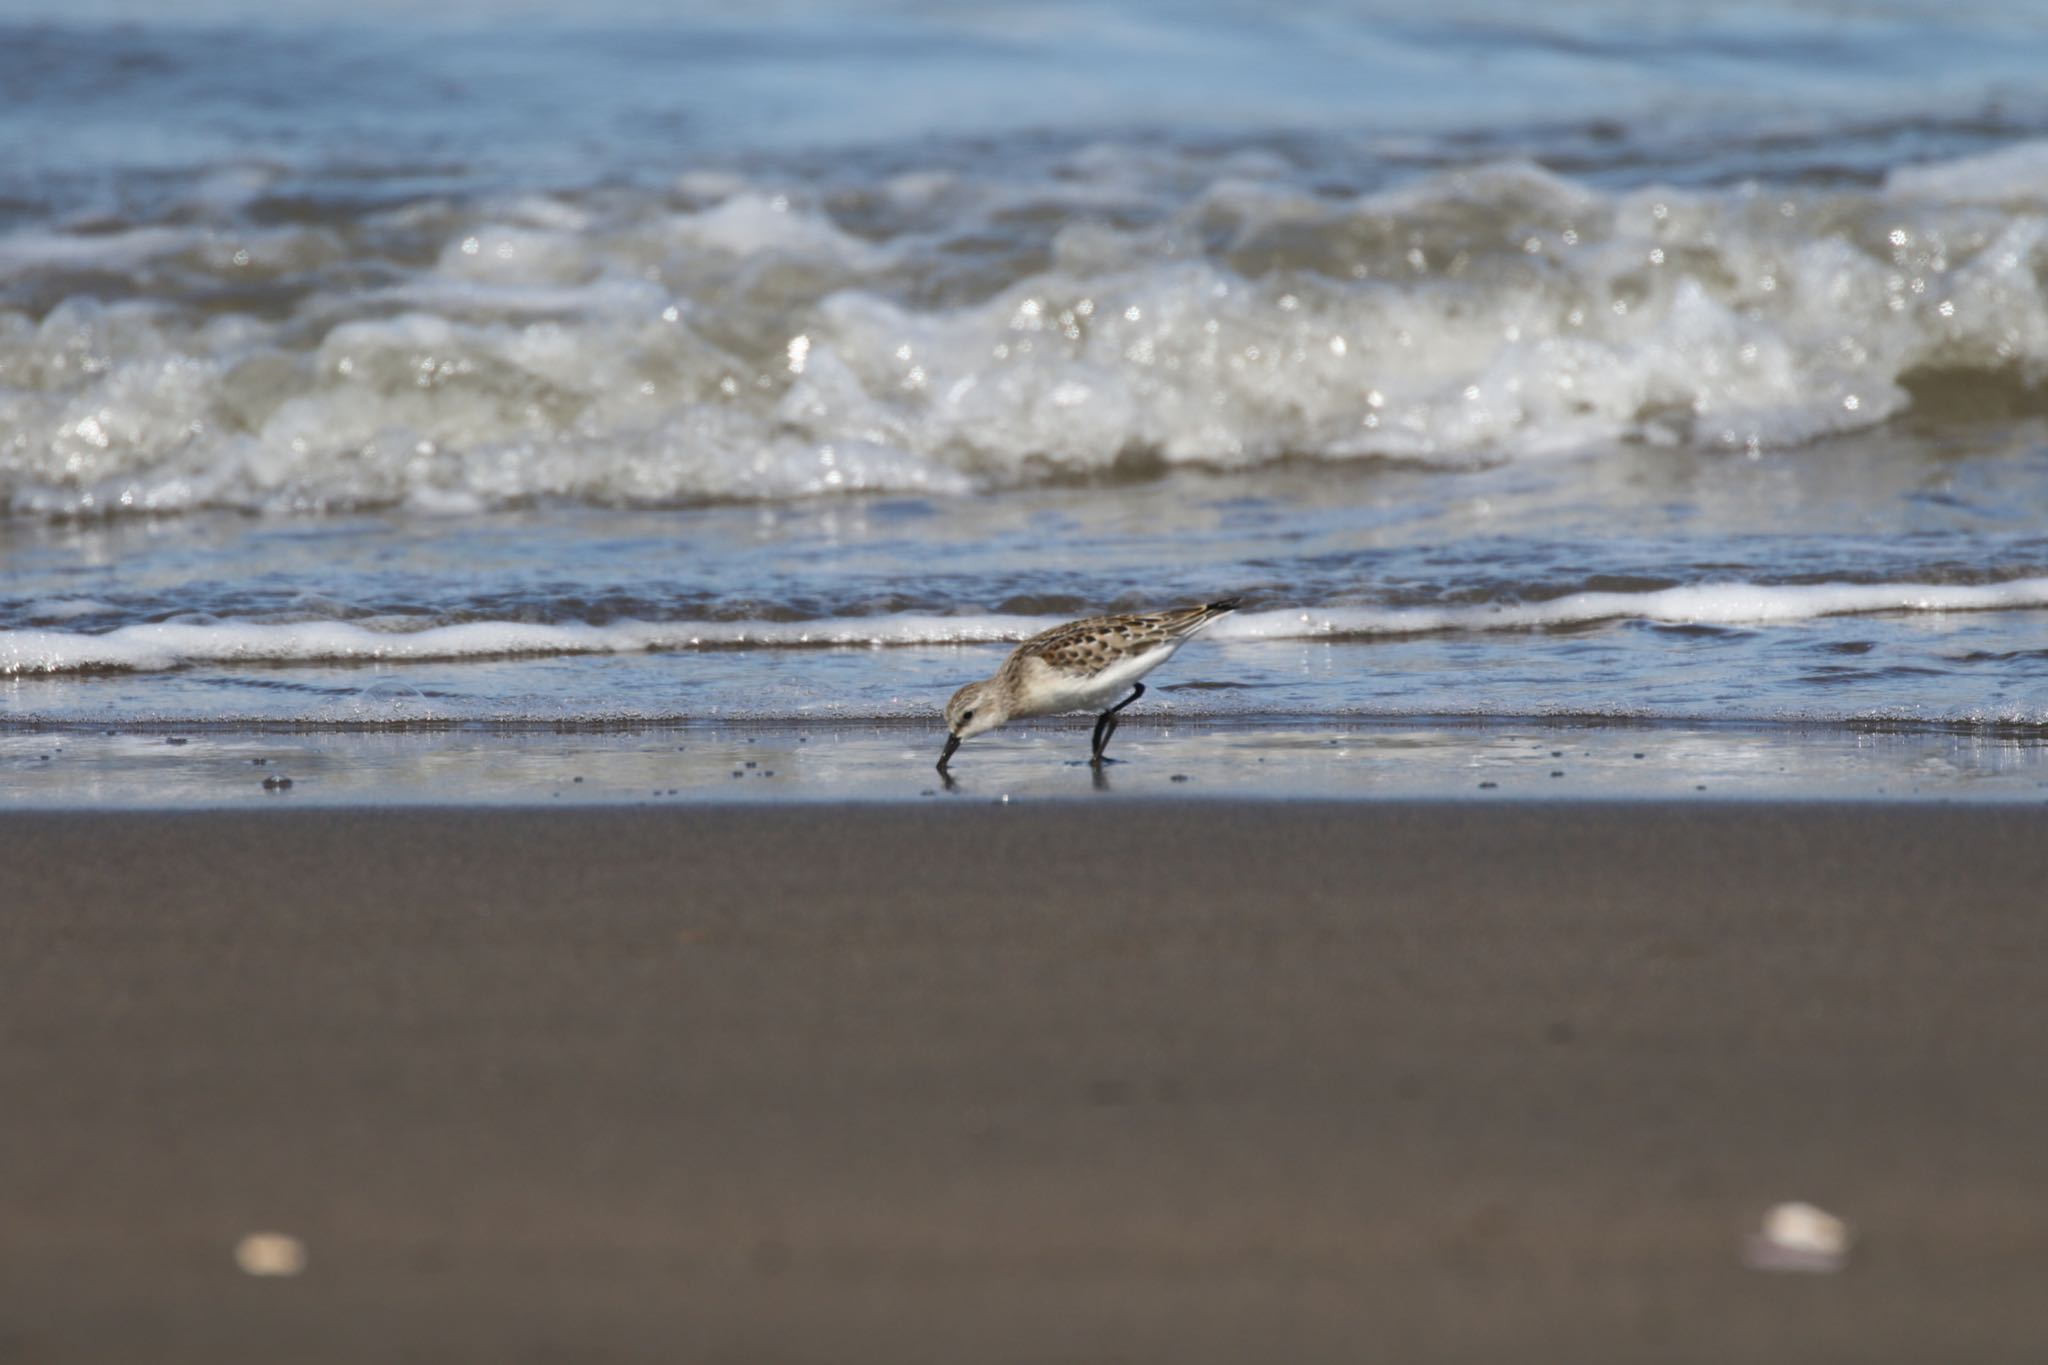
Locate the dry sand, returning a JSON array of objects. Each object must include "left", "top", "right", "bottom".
[{"left": 4, "top": 801, "right": 2048, "bottom": 1362}]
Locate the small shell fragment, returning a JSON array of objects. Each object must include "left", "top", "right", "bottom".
[
  {"left": 1742, "top": 1201, "right": 1850, "bottom": 1273},
  {"left": 234, "top": 1232, "right": 308, "bottom": 1277}
]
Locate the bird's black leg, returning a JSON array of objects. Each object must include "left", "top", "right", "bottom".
[{"left": 1090, "top": 683, "right": 1146, "bottom": 764}]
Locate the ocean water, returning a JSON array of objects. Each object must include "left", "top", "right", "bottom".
[{"left": 6, "top": 0, "right": 2048, "bottom": 798}]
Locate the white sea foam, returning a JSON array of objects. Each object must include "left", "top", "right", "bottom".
[
  {"left": 6, "top": 147, "right": 2048, "bottom": 515},
  {"left": 8, "top": 581, "right": 2048, "bottom": 676},
  {"left": 1214, "top": 578, "right": 2048, "bottom": 639},
  {"left": 0, "top": 615, "right": 1046, "bottom": 675}
]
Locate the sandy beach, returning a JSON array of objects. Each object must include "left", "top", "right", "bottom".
[{"left": 5, "top": 800, "right": 2048, "bottom": 1362}]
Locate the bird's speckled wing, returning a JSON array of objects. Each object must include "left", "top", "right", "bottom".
[{"left": 1012, "top": 598, "right": 1239, "bottom": 673}]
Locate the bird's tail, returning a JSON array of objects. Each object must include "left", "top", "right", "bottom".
[{"left": 1166, "top": 596, "right": 1243, "bottom": 637}]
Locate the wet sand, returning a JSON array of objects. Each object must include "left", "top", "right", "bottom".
[{"left": 4, "top": 801, "right": 2048, "bottom": 1363}]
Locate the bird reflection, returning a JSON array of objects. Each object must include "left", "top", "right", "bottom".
[{"left": 934, "top": 761, "right": 1112, "bottom": 793}]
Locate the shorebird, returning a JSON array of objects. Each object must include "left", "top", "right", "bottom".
[{"left": 938, "top": 597, "right": 1241, "bottom": 771}]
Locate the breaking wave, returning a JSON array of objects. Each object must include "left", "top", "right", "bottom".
[{"left": 8, "top": 140, "right": 2048, "bottom": 516}]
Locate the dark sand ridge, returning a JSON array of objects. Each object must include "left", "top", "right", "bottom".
[{"left": 4, "top": 801, "right": 2047, "bottom": 1363}]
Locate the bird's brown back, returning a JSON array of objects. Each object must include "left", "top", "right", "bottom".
[{"left": 1002, "top": 598, "right": 1240, "bottom": 678}]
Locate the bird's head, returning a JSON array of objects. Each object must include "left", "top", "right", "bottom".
[{"left": 944, "top": 679, "right": 1006, "bottom": 742}]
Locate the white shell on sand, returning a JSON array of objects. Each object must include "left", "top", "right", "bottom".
[
  {"left": 1742, "top": 1201, "right": 1851, "bottom": 1273},
  {"left": 234, "top": 1232, "right": 308, "bottom": 1278}
]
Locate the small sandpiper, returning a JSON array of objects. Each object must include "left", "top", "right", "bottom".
[{"left": 938, "top": 597, "right": 1241, "bottom": 771}]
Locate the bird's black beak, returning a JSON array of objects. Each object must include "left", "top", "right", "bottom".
[{"left": 937, "top": 733, "right": 961, "bottom": 770}]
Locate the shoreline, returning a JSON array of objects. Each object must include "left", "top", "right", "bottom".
[
  {"left": 6, "top": 801, "right": 2048, "bottom": 1361},
  {"left": 6, "top": 718, "right": 2048, "bottom": 808}
]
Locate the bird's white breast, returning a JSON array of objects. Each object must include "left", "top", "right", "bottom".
[{"left": 1014, "top": 640, "right": 1183, "bottom": 717}]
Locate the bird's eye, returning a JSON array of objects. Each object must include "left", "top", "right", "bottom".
[{"left": 960, "top": 709, "right": 975, "bottom": 724}]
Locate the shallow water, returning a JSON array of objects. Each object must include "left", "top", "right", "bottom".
[
  {"left": 7, "top": 470, "right": 2048, "bottom": 728},
  {"left": 6, "top": 719, "right": 2047, "bottom": 807},
  {"left": 6, "top": 0, "right": 2048, "bottom": 762}
]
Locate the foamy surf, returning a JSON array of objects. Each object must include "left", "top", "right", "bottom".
[
  {"left": 10, "top": 142, "right": 2048, "bottom": 517},
  {"left": 1220, "top": 579, "right": 2048, "bottom": 639},
  {"left": 0, "top": 614, "right": 1048, "bottom": 675},
  {"left": 9, "top": 580, "right": 2048, "bottom": 676}
]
